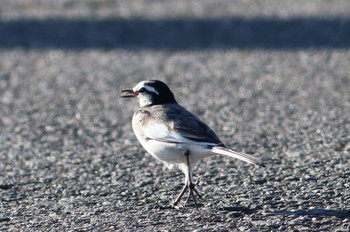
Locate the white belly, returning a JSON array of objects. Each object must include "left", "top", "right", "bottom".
[{"left": 139, "top": 136, "right": 214, "bottom": 164}]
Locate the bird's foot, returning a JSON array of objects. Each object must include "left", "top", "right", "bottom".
[
  {"left": 172, "top": 184, "right": 188, "bottom": 207},
  {"left": 172, "top": 178, "right": 203, "bottom": 210},
  {"left": 185, "top": 180, "right": 203, "bottom": 210}
]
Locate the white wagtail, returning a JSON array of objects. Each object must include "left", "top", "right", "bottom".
[{"left": 121, "top": 80, "right": 265, "bottom": 209}]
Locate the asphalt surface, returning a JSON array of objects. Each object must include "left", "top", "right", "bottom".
[{"left": 0, "top": 1, "right": 350, "bottom": 231}]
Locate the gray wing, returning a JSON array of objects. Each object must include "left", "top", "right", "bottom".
[{"left": 162, "top": 104, "right": 224, "bottom": 145}]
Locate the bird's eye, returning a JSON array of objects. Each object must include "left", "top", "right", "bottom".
[{"left": 138, "top": 87, "right": 146, "bottom": 93}]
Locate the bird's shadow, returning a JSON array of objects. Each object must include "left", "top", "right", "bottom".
[
  {"left": 219, "top": 205, "right": 350, "bottom": 219},
  {"left": 266, "top": 209, "right": 350, "bottom": 219}
]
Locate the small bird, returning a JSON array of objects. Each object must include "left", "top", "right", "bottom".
[{"left": 121, "top": 80, "right": 265, "bottom": 209}]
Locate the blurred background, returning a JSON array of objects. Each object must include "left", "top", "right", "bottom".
[
  {"left": 0, "top": 0, "right": 349, "bottom": 231},
  {"left": 1, "top": 0, "right": 350, "bottom": 49}
]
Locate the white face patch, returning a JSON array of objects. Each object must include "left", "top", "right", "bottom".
[{"left": 133, "top": 81, "right": 160, "bottom": 107}]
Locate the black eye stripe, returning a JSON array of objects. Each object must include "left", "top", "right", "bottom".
[{"left": 139, "top": 87, "right": 147, "bottom": 93}]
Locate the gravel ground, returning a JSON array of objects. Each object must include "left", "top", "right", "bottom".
[{"left": 0, "top": 1, "right": 350, "bottom": 231}]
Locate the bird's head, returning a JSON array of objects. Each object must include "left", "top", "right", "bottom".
[{"left": 120, "top": 80, "right": 177, "bottom": 107}]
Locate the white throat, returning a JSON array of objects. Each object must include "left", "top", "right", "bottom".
[{"left": 138, "top": 94, "right": 153, "bottom": 107}]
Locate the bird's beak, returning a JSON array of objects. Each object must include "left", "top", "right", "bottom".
[{"left": 120, "top": 89, "right": 138, "bottom": 98}]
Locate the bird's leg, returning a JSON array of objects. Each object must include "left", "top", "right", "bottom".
[
  {"left": 172, "top": 151, "right": 191, "bottom": 206},
  {"left": 172, "top": 150, "right": 203, "bottom": 209},
  {"left": 184, "top": 150, "right": 203, "bottom": 209}
]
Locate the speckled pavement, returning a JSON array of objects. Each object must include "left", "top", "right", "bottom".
[{"left": 0, "top": 1, "right": 349, "bottom": 231}]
